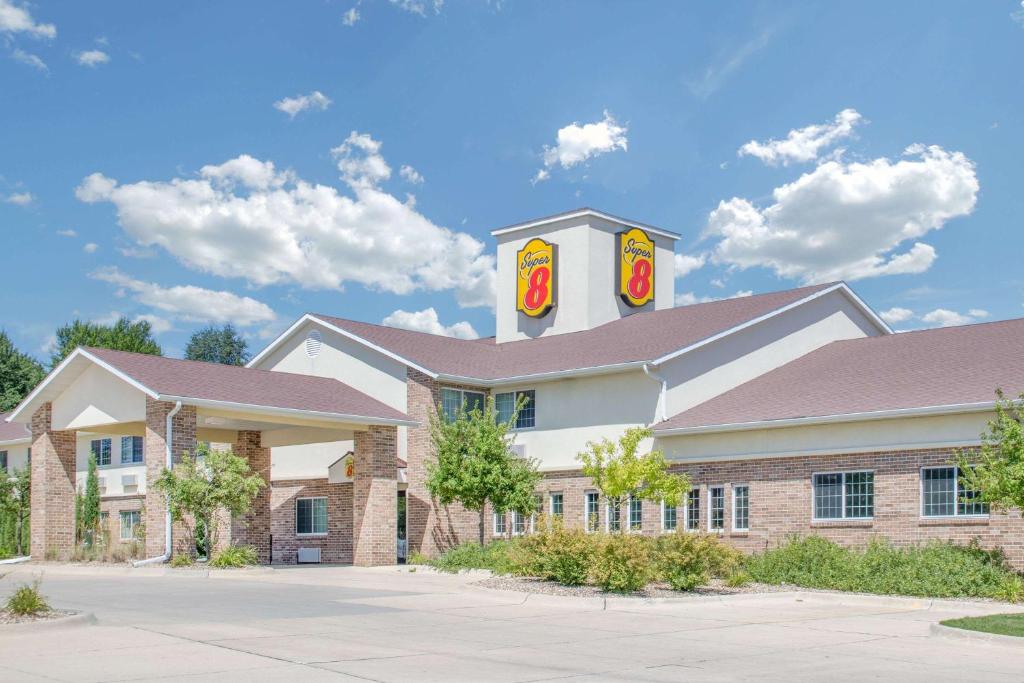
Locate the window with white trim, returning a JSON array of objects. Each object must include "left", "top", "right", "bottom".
[
  {"left": 685, "top": 488, "right": 700, "bottom": 531},
  {"left": 91, "top": 438, "right": 112, "bottom": 466},
  {"left": 493, "top": 511, "right": 506, "bottom": 536},
  {"left": 120, "top": 510, "right": 141, "bottom": 540},
  {"left": 732, "top": 485, "right": 749, "bottom": 531},
  {"left": 709, "top": 486, "right": 725, "bottom": 531},
  {"left": 549, "top": 492, "right": 563, "bottom": 519},
  {"left": 440, "top": 388, "right": 486, "bottom": 422},
  {"left": 0, "top": 450, "right": 7, "bottom": 472},
  {"left": 296, "top": 497, "right": 328, "bottom": 535},
  {"left": 606, "top": 498, "right": 621, "bottom": 532},
  {"left": 495, "top": 390, "right": 536, "bottom": 429},
  {"left": 585, "top": 491, "right": 600, "bottom": 532},
  {"left": 120, "top": 436, "right": 143, "bottom": 464},
  {"left": 628, "top": 497, "right": 642, "bottom": 531},
  {"left": 662, "top": 501, "right": 677, "bottom": 531},
  {"left": 921, "top": 467, "right": 988, "bottom": 517},
  {"left": 512, "top": 510, "right": 528, "bottom": 535},
  {"left": 813, "top": 471, "right": 874, "bottom": 520}
]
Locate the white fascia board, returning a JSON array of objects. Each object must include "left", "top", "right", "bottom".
[
  {"left": 435, "top": 361, "right": 649, "bottom": 388},
  {"left": 652, "top": 401, "right": 996, "bottom": 436},
  {"left": 490, "top": 208, "right": 681, "bottom": 241},
  {"left": 0, "top": 437, "right": 31, "bottom": 447},
  {"left": 834, "top": 282, "right": 893, "bottom": 335},
  {"left": 246, "top": 314, "right": 315, "bottom": 368},
  {"left": 7, "top": 347, "right": 159, "bottom": 423},
  {"left": 158, "top": 394, "right": 419, "bottom": 428}
]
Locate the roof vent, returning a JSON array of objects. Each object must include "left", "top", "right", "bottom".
[{"left": 304, "top": 329, "right": 323, "bottom": 358}]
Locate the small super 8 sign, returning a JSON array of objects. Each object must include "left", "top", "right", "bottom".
[
  {"left": 618, "top": 227, "right": 655, "bottom": 307},
  {"left": 516, "top": 237, "right": 556, "bottom": 318}
]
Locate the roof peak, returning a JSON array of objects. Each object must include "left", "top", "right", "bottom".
[{"left": 489, "top": 207, "right": 681, "bottom": 240}]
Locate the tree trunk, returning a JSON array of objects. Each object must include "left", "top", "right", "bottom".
[
  {"left": 478, "top": 508, "right": 485, "bottom": 546},
  {"left": 15, "top": 507, "right": 24, "bottom": 555}
]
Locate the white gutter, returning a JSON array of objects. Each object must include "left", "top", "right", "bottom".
[
  {"left": 642, "top": 363, "right": 668, "bottom": 422},
  {"left": 653, "top": 401, "right": 997, "bottom": 436},
  {"left": 134, "top": 400, "right": 181, "bottom": 567},
  {"left": 0, "top": 556, "right": 31, "bottom": 565},
  {"left": 435, "top": 361, "right": 650, "bottom": 388},
  {"left": 157, "top": 395, "right": 418, "bottom": 428}
]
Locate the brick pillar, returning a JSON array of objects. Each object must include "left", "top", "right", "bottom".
[
  {"left": 30, "top": 403, "right": 77, "bottom": 560},
  {"left": 352, "top": 425, "right": 397, "bottom": 566},
  {"left": 145, "top": 398, "right": 197, "bottom": 559},
  {"left": 230, "top": 430, "right": 271, "bottom": 563}
]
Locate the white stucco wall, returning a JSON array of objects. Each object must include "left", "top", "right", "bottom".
[
  {"left": 51, "top": 364, "right": 147, "bottom": 431},
  {"left": 656, "top": 411, "right": 992, "bottom": 463},
  {"left": 1, "top": 445, "right": 30, "bottom": 474},
  {"left": 495, "top": 215, "right": 676, "bottom": 343},
  {"left": 271, "top": 440, "right": 353, "bottom": 481},
  {"left": 75, "top": 433, "right": 147, "bottom": 497}
]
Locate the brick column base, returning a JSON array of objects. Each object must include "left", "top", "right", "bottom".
[
  {"left": 231, "top": 430, "right": 271, "bottom": 563},
  {"left": 30, "top": 403, "right": 77, "bottom": 560},
  {"left": 145, "top": 398, "right": 197, "bottom": 559},
  {"left": 353, "top": 426, "right": 398, "bottom": 566}
]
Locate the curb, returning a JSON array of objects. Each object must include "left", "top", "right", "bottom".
[
  {"left": 930, "top": 622, "right": 1024, "bottom": 646},
  {"left": 0, "top": 612, "right": 96, "bottom": 631}
]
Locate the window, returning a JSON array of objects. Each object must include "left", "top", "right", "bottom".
[
  {"left": 662, "top": 501, "right": 677, "bottom": 531},
  {"left": 296, "top": 497, "right": 328, "bottom": 535},
  {"left": 440, "top": 388, "right": 486, "bottom": 422},
  {"left": 0, "top": 450, "right": 6, "bottom": 472},
  {"left": 120, "top": 510, "right": 141, "bottom": 540},
  {"left": 99, "top": 511, "right": 109, "bottom": 529},
  {"left": 813, "top": 471, "right": 874, "bottom": 520},
  {"left": 495, "top": 390, "right": 536, "bottom": 429},
  {"left": 530, "top": 493, "right": 543, "bottom": 532},
  {"left": 686, "top": 488, "right": 700, "bottom": 531},
  {"left": 550, "top": 492, "right": 563, "bottom": 518},
  {"left": 922, "top": 467, "right": 988, "bottom": 517},
  {"left": 512, "top": 510, "right": 528, "bottom": 536},
  {"left": 585, "top": 492, "right": 600, "bottom": 532},
  {"left": 120, "top": 436, "right": 144, "bottom": 464},
  {"left": 493, "top": 511, "right": 506, "bottom": 536},
  {"left": 709, "top": 486, "right": 725, "bottom": 531},
  {"left": 629, "top": 497, "right": 642, "bottom": 531},
  {"left": 733, "top": 485, "right": 749, "bottom": 531},
  {"left": 606, "top": 498, "right": 622, "bottom": 532},
  {"left": 91, "top": 438, "right": 112, "bottom": 466}
]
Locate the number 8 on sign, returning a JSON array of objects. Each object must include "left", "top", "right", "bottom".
[
  {"left": 618, "top": 227, "right": 655, "bottom": 307},
  {"left": 516, "top": 238, "right": 557, "bottom": 318}
]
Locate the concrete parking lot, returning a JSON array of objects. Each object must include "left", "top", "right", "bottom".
[{"left": 0, "top": 563, "right": 1021, "bottom": 682}]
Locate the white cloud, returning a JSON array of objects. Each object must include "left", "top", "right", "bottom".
[
  {"left": 382, "top": 307, "right": 477, "bottom": 339},
  {"left": 0, "top": 0, "right": 56, "bottom": 38},
  {"left": 133, "top": 313, "right": 173, "bottom": 335},
  {"left": 273, "top": 90, "right": 331, "bottom": 118},
  {"left": 675, "top": 290, "right": 752, "bottom": 307},
  {"left": 1013, "top": 1, "right": 1024, "bottom": 28},
  {"left": 342, "top": 7, "right": 360, "bottom": 25},
  {"left": 117, "top": 244, "right": 156, "bottom": 259},
  {"left": 673, "top": 252, "right": 706, "bottom": 278},
  {"left": 687, "top": 28, "right": 775, "bottom": 100},
  {"left": 968, "top": 308, "right": 990, "bottom": 319},
  {"left": 534, "top": 111, "right": 627, "bottom": 181},
  {"left": 12, "top": 47, "right": 46, "bottom": 71},
  {"left": 83, "top": 242, "right": 99, "bottom": 253},
  {"left": 390, "top": 0, "right": 443, "bottom": 16},
  {"left": 75, "top": 49, "right": 110, "bottom": 67},
  {"left": 739, "top": 109, "right": 863, "bottom": 166},
  {"left": 91, "top": 267, "right": 277, "bottom": 327},
  {"left": 75, "top": 135, "right": 497, "bottom": 309},
  {"left": 4, "top": 191, "right": 33, "bottom": 205},
  {"left": 920, "top": 308, "right": 988, "bottom": 328},
  {"left": 399, "top": 164, "right": 423, "bottom": 185},
  {"left": 56, "top": 228, "right": 77, "bottom": 237},
  {"left": 879, "top": 307, "right": 914, "bottom": 324},
  {"left": 705, "top": 144, "right": 978, "bottom": 283}
]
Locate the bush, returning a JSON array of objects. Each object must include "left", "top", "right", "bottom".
[
  {"left": 407, "top": 551, "right": 429, "bottom": 566},
  {"left": 209, "top": 545, "right": 258, "bottom": 568},
  {"left": 170, "top": 554, "right": 195, "bottom": 568},
  {"left": 591, "top": 534, "right": 653, "bottom": 593},
  {"left": 653, "top": 532, "right": 741, "bottom": 591},
  {"left": 430, "top": 540, "right": 518, "bottom": 574},
  {"left": 513, "top": 517, "right": 597, "bottom": 586},
  {"left": 6, "top": 580, "right": 49, "bottom": 615},
  {"left": 725, "top": 571, "right": 752, "bottom": 588}
]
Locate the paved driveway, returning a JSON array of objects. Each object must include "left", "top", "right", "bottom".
[{"left": 0, "top": 563, "right": 1021, "bottom": 682}]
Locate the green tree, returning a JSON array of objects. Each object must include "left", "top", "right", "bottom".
[
  {"left": 0, "top": 331, "right": 45, "bottom": 412},
  {"left": 184, "top": 324, "right": 250, "bottom": 366},
  {"left": 11, "top": 466, "right": 29, "bottom": 555},
  {"left": 427, "top": 396, "right": 541, "bottom": 546},
  {"left": 959, "top": 391, "right": 1024, "bottom": 513},
  {"left": 578, "top": 427, "right": 690, "bottom": 533},
  {"left": 50, "top": 317, "right": 161, "bottom": 368},
  {"left": 152, "top": 442, "right": 266, "bottom": 559},
  {"left": 81, "top": 453, "right": 101, "bottom": 547}
]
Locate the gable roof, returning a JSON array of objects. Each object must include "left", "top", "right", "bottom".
[
  {"left": 0, "top": 412, "right": 30, "bottom": 445},
  {"left": 490, "top": 207, "right": 682, "bottom": 241},
  {"left": 8, "top": 348, "right": 414, "bottom": 427},
  {"left": 277, "top": 282, "right": 881, "bottom": 385},
  {"left": 654, "top": 318, "right": 1024, "bottom": 434}
]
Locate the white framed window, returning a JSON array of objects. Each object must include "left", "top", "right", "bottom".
[
  {"left": 661, "top": 500, "right": 677, "bottom": 531},
  {"left": 685, "top": 488, "right": 700, "bottom": 531},
  {"left": 91, "top": 438, "right": 112, "bottom": 466},
  {"left": 512, "top": 510, "right": 528, "bottom": 536},
  {"left": 0, "top": 450, "right": 7, "bottom": 472},
  {"left": 495, "top": 390, "right": 536, "bottom": 429},
  {"left": 493, "top": 511, "right": 506, "bottom": 536},
  {"left": 921, "top": 466, "right": 988, "bottom": 518},
  {"left": 549, "top": 492, "right": 564, "bottom": 518},
  {"left": 813, "top": 471, "right": 874, "bottom": 520},
  {"left": 708, "top": 486, "right": 725, "bottom": 531},
  {"left": 732, "top": 485, "right": 749, "bottom": 532},
  {"left": 119, "top": 510, "right": 141, "bottom": 541},
  {"left": 585, "top": 491, "right": 600, "bottom": 532},
  {"left": 440, "top": 388, "right": 486, "bottom": 422},
  {"left": 296, "top": 497, "right": 328, "bottom": 535},
  {"left": 628, "top": 497, "right": 642, "bottom": 531},
  {"left": 606, "top": 498, "right": 622, "bottom": 532},
  {"left": 120, "top": 436, "right": 144, "bottom": 464}
]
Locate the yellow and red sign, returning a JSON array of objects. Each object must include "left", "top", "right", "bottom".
[
  {"left": 516, "top": 238, "right": 556, "bottom": 318},
  {"left": 617, "top": 228, "right": 655, "bottom": 307}
]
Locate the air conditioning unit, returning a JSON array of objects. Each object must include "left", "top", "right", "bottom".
[
  {"left": 297, "top": 547, "right": 322, "bottom": 564},
  {"left": 121, "top": 474, "right": 138, "bottom": 487},
  {"left": 510, "top": 444, "right": 527, "bottom": 458},
  {"left": 98, "top": 477, "right": 107, "bottom": 493}
]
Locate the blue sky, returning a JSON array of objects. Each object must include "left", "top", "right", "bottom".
[{"left": 2, "top": 1, "right": 1023, "bottom": 359}]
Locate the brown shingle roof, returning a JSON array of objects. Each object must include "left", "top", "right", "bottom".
[
  {"left": 654, "top": 318, "right": 1024, "bottom": 432},
  {"left": 315, "top": 282, "right": 838, "bottom": 380},
  {"left": 85, "top": 348, "right": 412, "bottom": 424},
  {"left": 0, "top": 412, "right": 30, "bottom": 443}
]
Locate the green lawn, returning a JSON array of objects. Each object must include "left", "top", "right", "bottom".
[{"left": 941, "top": 613, "right": 1024, "bottom": 637}]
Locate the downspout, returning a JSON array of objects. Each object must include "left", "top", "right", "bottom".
[
  {"left": 642, "top": 363, "right": 668, "bottom": 424},
  {"left": 133, "top": 400, "right": 181, "bottom": 567}
]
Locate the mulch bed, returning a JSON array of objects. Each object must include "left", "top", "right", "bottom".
[
  {"left": 475, "top": 575, "right": 793, "bottom": 599},
  {"left": 0, "top": 609, "right": 78, "bottom": 625}
]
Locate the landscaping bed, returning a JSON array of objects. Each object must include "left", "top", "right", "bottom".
[
  {"left": 476, "top": 575, "right": 790, "bottom": 599},
  {"left": 941, "top": 613, "right": 1024, "bottom": 637},
  {"left": 0, "top": 608, "right": 78, "bottom": 625}
]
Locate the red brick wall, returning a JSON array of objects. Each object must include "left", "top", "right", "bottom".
[
  {"left": 99, "top": 496, "right": 144, "bottom": 543},
  {"left": 271, "top": 479, "right": 353, "bottom": 564},
  {"left": 30, "top": 403, "right": 77, "bottom": 560},
  {"left": 231, "top": 430, "right": 272, "bottom": 563},
  {"left": 144, "top": 398, "right": 197, "bottom": 559},
  {"left": 352, "top": 425, "right": 398, "bottom": 566}
]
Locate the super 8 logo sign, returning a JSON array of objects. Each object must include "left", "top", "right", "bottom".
[
  {"left": 516, "top": 237, "right": 556, "bottom": 318},
  {"left": 618, "top": 227, "right": 655, "bottom": 307}
]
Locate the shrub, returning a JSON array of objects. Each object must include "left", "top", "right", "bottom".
[
  {"left": 209, "top": 545, "right": 258, "bottom": 568},
  {"left": 430, "top": 540, "right": 518, "bottom": 574},
  {"left": 407, "top": 551, "right": 429, "bottom": 566},
  {"left": 745, "top": 535, "right": 854, "bottom": 590},
  {"left": 170, "top": 554, "right": 195, "bottom": 568},
  {"left": 591, "top": 534, "right": 653, "bottom": 593},
  {"left": 6, "top": 579, "right": 49, "bottom": 615},
  {"left": 513, "top": 517, "right": 596, "bottom": 586},
  {"left": 653, "top": 532, "right": 741, "bottom": 591},
  {"left": 725, "top": 571, "right": 752, "bottom": 588}
]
